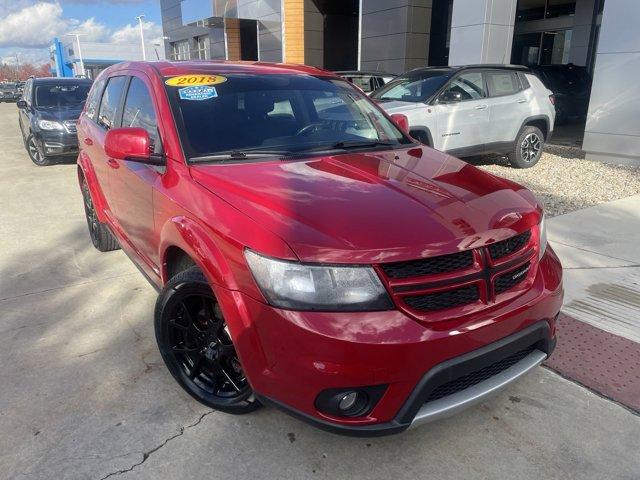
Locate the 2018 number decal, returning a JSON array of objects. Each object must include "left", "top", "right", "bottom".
[{"left": 165, "top": 75, "right": 227, "bottom": 87}]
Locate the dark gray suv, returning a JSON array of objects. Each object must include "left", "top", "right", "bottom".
[{"left": 17, "top": 77, "right": 92, "bottom": 166}]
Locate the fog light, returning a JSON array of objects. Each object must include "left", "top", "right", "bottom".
[
  {"left": 338, "top": 392, "right": 358, "bottom": 411},
  {"left": 315, "top": 385, "right": 387, "bottom": 418}
]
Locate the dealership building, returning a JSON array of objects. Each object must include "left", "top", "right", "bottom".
[
  {"left": 160, "top": 0, "right": 639, "bottom": 166},
  {"left": 50, "top": 37, "right": 166, "bottom": 79}
]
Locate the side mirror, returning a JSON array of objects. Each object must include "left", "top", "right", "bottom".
[
  {"left": 16, "top": 100, "right": 27, "bottom": 109},
  {"left": 390, "top": 113, "right": 410, "bottom": 133},
  {"left": 440, "top": 90, "right": 463, "bottom": 104},
  {"left": 104, "top": 127, "right": 164, "bottom": 165}
]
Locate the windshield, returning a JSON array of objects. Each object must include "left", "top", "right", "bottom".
[
  {"left": 165, "top": 74, "right": 412, "bottom": 160},
  {"left": 371, "top": 72, "right": 450, "bottom": 102},
  {"left": 35, "top": 83, "right": 91, "bottom": 108}
]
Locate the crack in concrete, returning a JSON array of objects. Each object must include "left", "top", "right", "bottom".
[{"left": 97, "top": 410, "right": 215, "bottom": 480}]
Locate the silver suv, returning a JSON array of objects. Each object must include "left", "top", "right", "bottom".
[{"left": 372, "top": 65, "right": 555, "bottom": 168}]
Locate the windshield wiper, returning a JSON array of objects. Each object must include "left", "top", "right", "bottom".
[
  {"left": 332, "top": 140, "right": 395, "bottom": 149},
  {"left": 190, "top": 150, "right": 289, "bottom": 163}
]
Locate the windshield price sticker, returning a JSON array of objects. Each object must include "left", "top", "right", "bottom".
[
  {"left": 165, "top": 75, "right": 227, "bottom": 87},
  {"left": 178, "top": 86, "right": 218, "bottom": 101}
]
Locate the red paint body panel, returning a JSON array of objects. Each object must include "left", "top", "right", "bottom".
[{"left": 77, "top": 61, "right": 563, "bottom": 431}]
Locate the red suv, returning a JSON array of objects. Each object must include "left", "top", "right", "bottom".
[{"left": 77, "top": 61, "right": 562, "bottom": 436}]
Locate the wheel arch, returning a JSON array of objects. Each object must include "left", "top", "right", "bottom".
[
  {"left": 159, "top": 216, "right": 239, "bottom": 292},
  {"left": 408, "top": 126, "right": 434, "bottom": 147},
  {"left": 520, "top": 115, "right": 550, "bottom": 141},
  {"left": 77, "top": 154, "right": 109, "bottom": 223}
]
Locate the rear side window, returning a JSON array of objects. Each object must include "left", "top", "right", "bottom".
[
  {"left": 442, "top": 72, "right": 486, "bottom": 101},
  {"left": 122, "top": 77, "right": 159, "bottom": 146},
  {"left": 518, "top": 72, "right": 531, "bottom": 90},
  {"left": 97, "top": 76, "right": 127, "bottom": 130},
  {"left": 486, "top": 72, "right": 520, "bottom": 97},
  {"left": 85, "top": 78, "right": 106, "bottom": 121}
]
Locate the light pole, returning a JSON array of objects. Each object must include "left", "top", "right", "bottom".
[
  {"left": 14, "top": 53, "right": 21, "bottom": 80},
  {"left": 65, "top": 33, "right": 86, "bottom": 77},
  {"left": 136, "top": 15, "right": 146, "bottom": 60}
]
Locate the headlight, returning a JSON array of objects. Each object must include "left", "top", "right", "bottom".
[
  {"left": 244, "top": 250, "right": 393, "bottom": 311},
  {"left": 539, "top": 213, "right": 547, "bottom": 259},
  {"left": 38, "top": 119, "right": 64, "bottom": 130}
]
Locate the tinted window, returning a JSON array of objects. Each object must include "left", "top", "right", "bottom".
[
  {"left": 486, "top": 72, "right": 520, "bottom": 96},
  {"left": 97, "top": 76, "right": 126, "bottom": 130},
  {"left": 122, "top": 77, "right": 158, "bottom": 145},
  {"left": 372, "top": 72, "right": 450, "bottom": 102},
  {"left": 166, "top": 74, "right": 411, "bottom": 159},
  {"left": 34, "top": 83, "right": 91, "bottom": 108},
  {"left": 442, "top": 72, "right": 486, "bottom": 101},
  {"left": 85, "top": 78, "right": 106, "bottom": 121}
]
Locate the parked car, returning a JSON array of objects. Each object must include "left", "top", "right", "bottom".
[
  {"left": 530, "top": 64, "right": 591, "bottom": 124},
  {"left": 17, "top": 77, "right": 92, "bottom": 166},
  {"left": 335, "top": 70, "right": 395, "bottom": 95},
  {"left": 0, "top": 82, "right": 21, "bottom": 103},
  {"left": 371, "top": 65, "right": 556, "bottom": 168},
  {"left": 78, "top": 61, "right": 562, "bottom": 436}
]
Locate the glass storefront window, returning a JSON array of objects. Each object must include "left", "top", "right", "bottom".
[
  {"left": 546, "top": 0, "right": 576, "bottom": 18},
  {"left": 516, "top": 0, "right": 575, "bottom": 21},
  {"left": 195, "top": 36, "right": 210, "bottom": 59},
  {"left": 516, "top": 0, "right": 546, "bottom": 21},
  {"left": 171, "top": 41, "right": 190, "bottom": 61},
  {"left": 512, "top": 29, "right": 573, "bottom": 66}
]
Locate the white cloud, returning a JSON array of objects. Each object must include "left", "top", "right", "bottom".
[
  {"left": 0, "top": 1, "right": 163, "bottom": 65},
  {"left": 74, "top": 17, "right": 110, "bottom": 42},
  {"left": 0, "top": 2, "right": 68, "bottom": 48},
  {"left": 111, "top": 20, "right": 162, "bottom": 45}
]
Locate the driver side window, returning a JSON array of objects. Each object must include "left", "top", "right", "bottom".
[{"left": 441, "top": 72, "right": 486, "bottom": 102}]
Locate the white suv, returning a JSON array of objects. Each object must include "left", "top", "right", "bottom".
[{"left": 372, "top": 65, "right": 555, "bottom": 168}]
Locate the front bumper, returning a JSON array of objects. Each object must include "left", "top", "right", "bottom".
[
  {"left": 216, "top": 247, "right": 563, "bottom": 436},
  {"left": 34, "top": 130, "right": 79, "bottom": 157}
]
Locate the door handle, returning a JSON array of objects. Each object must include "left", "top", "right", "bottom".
[
  {"left": 475, "top": 104, "right": 488, "bottom": 110},
  {"left": 83, "top": 138, "right": 93, "bottom": 145},
  {"left": 107, "top": 158, "right": 120, "bottom": 169},
  {"left": 517, "top": 98, "right": 527, "bottom": 104}
]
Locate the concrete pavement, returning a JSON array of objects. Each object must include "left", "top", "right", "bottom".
[
  {"left": 547, "top": 196, "right": 640, "bottom": 343},
  {"left": 0, "top": 103, "right": 639, "bottom": 480}
]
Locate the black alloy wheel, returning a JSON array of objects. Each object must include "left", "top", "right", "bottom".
[
  {"left": 155, "top": 266, "right": 260, "bottom": 414},
  {"left": 81, "top": 178, "right": 120, "bottom": 252}
]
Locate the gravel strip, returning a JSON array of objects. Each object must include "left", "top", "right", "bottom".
[{"left": 470, "top": 145, "right": 640, "bottom": 217}]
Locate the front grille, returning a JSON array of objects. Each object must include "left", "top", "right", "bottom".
[
  {"left": 488, "top": 230, "right": 531, "bottom": 260},
  {"left": 404, "top": 285, "right": 479, "bottom": 312},
  {"left": 425, "top": 346, "right": 536, "bottom": 402},
  {"left": 380, "top": 250, "right": 474, "bottom": 279},
  {"left": 63, "top": 120, "right": 78, "bottom": 133},
  {"left": 495, "top": 262, "right": 531, "bottom": 294}
]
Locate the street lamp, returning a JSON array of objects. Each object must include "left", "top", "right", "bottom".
[
  {"left": 135, "top": 15, "right": 146, "bottom": 60},
  {"left": 65, "top": 33, "right": 87, "bottom": 77}
]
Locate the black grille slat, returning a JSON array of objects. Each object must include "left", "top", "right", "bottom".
[
  {"left": 380, "top": 250, "right": 474, "bottom": 279},
  {"left": 488, "top": 230, "right": 531, "bottom": 260},
  {"left": 425, "top": 346, "right": 536, "bottom": 402},
  {"left": 495, "top": 262, "right": 531, "bottom": 294},
  {"left": 403, "top": 285, "right": 479, "bottom": 312}
]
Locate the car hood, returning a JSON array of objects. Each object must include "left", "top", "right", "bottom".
[
  {"left": 190, "top": 146, "right": 541, "bottom": 263},
  {"left": 36, "top": 105, "right": 84, "bottom": 122}
]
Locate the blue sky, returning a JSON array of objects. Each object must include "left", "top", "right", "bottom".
[{"left": 0, "top": 0, "right": 164, "bottom": 65}]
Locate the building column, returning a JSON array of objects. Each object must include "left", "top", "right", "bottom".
[
  {"left": 583, "top": 0, "right": 640, "bottom": 166},
  {"left": 568, "top": 0, "right": 597, "bottom": 67},
  {"left": 448, "top": 0, "right": 517, "bottom": 65},
  {"left": 360, "top": 0, "right": 432, "bottom": 75},
  {"left": 282, "top": 0, "right": 305, "bottom": 64}
]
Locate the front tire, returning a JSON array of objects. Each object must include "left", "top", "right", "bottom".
[
  {"left": 26, "top": 134, "right": 50, "bottom": 166},
  {"left": 81, "top": 178, "right": 120, "bottom": 252},
  {"left": 509, "top": 125, "right": 544, "bottom": 168},
  {"left": 155, "top": 266, "right": 261, "bottom": 414}
]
